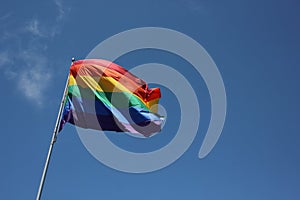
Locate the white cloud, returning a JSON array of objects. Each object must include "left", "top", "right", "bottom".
[
  {"left": 0, "top": 0, "right": 70, "bottom": 107},
  {"left": 0, "top": 51, "right": 10, "bottom": 67},
  {"left": 4, "top": 68, "right": 17, "bottom": 80},
  {"left": 18, "top": 50, "right": 51, "bottom": 105},
  {"left": 25, "top": 19, "right": 44, "bottom": 37},
  {"left": 19, "top": 67, "right": 51, "bottom": 105},
  {"left": 0, "top": 50, "right": 52, "bottom": 105},
  {"left": 25, "top": 0, "right": 70, "bottom": 38},
  {"left": 0, "top": 51, "right": 16, "bottom": 79},
  {"left": 54, "top": 0, "right": 66, "bottom": 21},
  {"left": 180, "top": 0, "right": 207, "bottom": 14},
  {"left": 51, "top": 0, "right": 70, "bottom": 37},
  {"left": 0, "top": 50, "right": 52, "bottom": 104},
  {"left": 0, "top": 13, "right": 12, "bottom": 21}
]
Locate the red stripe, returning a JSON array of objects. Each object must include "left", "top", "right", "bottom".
[{"left": 70, "top": 59, "right": 161, "bottom": 102}]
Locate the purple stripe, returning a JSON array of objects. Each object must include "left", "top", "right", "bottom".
[{"left": 70, "top": 111, "right": 162, "bottom": 137}]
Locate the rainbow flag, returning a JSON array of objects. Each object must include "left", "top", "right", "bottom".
[{"left": 59, "top": 59, "right": 163, "bottom": 137}]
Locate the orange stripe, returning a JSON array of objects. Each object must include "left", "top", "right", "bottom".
[{"left": 69, "top": 59, "right": 161, "bottom": 103}]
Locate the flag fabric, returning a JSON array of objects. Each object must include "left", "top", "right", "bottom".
[{"left": 59, "top": 59, "right": 163, "bottom": 137}]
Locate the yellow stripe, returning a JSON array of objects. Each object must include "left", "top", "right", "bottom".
[
  {"left": 69, "top": 75, "right": 135, "bottom": 93},
  {"left": 147, "top": 99, "right": 159, "bottom": 113},
  {"left": 69, "top": 75, "right": 160, "bottom": 110},
  {"left": 69, "top": 74, "right": 103, "bottom": 92}
]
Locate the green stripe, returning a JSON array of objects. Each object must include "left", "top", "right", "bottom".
[{"left": 68, "top": 85, "right": 149, "bottom": 110}]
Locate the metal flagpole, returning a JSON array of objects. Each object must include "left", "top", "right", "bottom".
[{"left": 36, "top": 58, "right": 75, "bottom": 200}]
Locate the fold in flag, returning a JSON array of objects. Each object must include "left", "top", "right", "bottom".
[{"left": 59, "top": 59, "right": 163, "bottom": 137}]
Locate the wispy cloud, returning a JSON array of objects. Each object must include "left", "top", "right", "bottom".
[
  {"left": 0, "top": 51, "right": 10, "bottom": 67},
  {"left": 24, "top": 0, "right": 70, "bottom": 39},
  {"left": 181, "top": 0, "right": 207, "bottom": 14},
  {"left": 0, "top": 48, "right": 52, "bottom": 105},
  {"left": 52, "top": 0, "right": 71, "bottom": 37},
  {"left": 25, "top": 19, "right": 44, "bottom": 37},
  {"left": 0, "top": 13, "right": 12, "bottom": 21},
  {"left": 18, "top": 51, "right": 51, "bottom": 105},
  {"left": 55, "top": 0, "right": 68, "bottom": 21},
  {"left": 0, "top": 0, "right": 70, "bottom": 106},
  {"left": 19, "top": 69, "right": 51, "bottom": 105},
  {"left": 0, "top": 51, "right": 16, "bottom": 79}
]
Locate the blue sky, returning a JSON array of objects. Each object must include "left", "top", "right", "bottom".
[{"left": 1, "top": 0, "right": 300, "bottom": 199}]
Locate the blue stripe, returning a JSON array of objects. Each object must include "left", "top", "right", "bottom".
[{"left": 70, "top": 96, "right": 161, "bottom": 124}]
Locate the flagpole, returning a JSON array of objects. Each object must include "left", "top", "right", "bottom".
[{"left": 36, "top": 58, "right": 74, "bottom": 200}]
